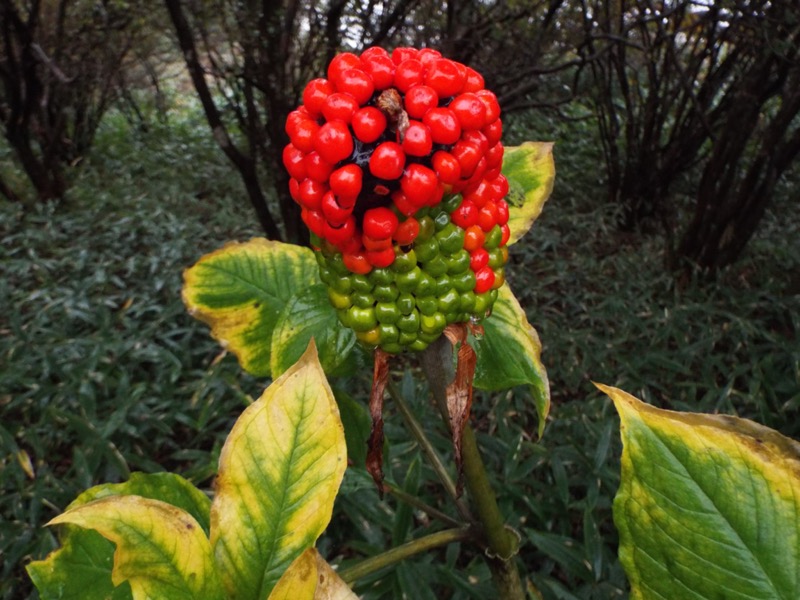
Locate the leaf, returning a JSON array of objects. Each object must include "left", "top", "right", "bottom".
[
  {"left": 27, "top": 529, "right": 132, "bottom": 600},
  {"left": 27, "top": 472, "right": 211, "bottom": 599},
  {"left": 68, "top": 472, "right": 211, "bottom": 533},
  {"left": 269, "top": 548, "right": 357, "bottom": 600},
  {"left": 270, "top": 284, "right": 359, "bottom": 377},
  {"left": 45, "top": 495, "right": 223, "bottom": 600},
  {"left": 182, "top": 238, "right": 320, "bottom": 377},
  {"left": 474, "top": 283, "right": 550, "bottom": 438},
  {"left": 600, "top": 384, "right": 800, "bottom": 600},
  {"left": 211, "top": 340, "right": 347, "bottom": 599},
  {"left": 502, "top": 142, "right": 555, "bottom": 245}
]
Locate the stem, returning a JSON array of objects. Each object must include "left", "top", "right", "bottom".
[
  {"left": 420, "top": 336, "right": 525, "bottom": 600},
  {"left": 387, "top": 380, "right": 473, "bottom": 522},
  {"left": 339, "top": 527, "right": 474, "bottom": 584}
]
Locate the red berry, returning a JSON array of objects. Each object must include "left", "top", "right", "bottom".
[
  {"left": 470, "top": 248, "right": 490, "bottom": 272},
  {"left": 343, "top": 252, "right": 372, "bottom": 275},
  {"left": 425, "top": 58, "right": 464, "bottom": 97},
  {"left": 367, "top": 247, "right": 396, "bottom": 268},
  {"left": 431, "top": 151, "right": 461, "bottom": 185},
  {"left": 400, "top": 164, "right": 438, "bottom": 206},
  {"left": 462, "top": 130, "right": 489, "bottom": 154},
  {"left": 463, "top": 67, "right": 485, "bottom": 92},
  {"left": 500, "top": 223, "right": 511, "bottom": 246},
  {"left": 474, "top": 266, "right": 495, "bottom": 294},
  {"left": 491, "top": 175, "right": 510, "bottom": 199},
  {"left": 324, "top": 215, "right": 356, "bottom": 246},
  {"left": 482, "top": 119, "right": 503, "bottom": 145},
  {"left": 361, "top": 46, "right": 390, "bottom": 60},
  {"left": 363, "top": 234, "right": 393, "bottom": 251},
  {"left": 391, "top": 47, "right": 419, "bottom": 64},
  {"left": 314, "top": 121, "right": 354, "bottom": 164},
  {"left": 363, "top": 206, "right": 399, "bottom": 239},
  {"left": 304, "top": 151, "right": 334, "bottom": 182},
  {"left": 423, "top": 108, "right": 461, "bottom": 144},
  {"left": 485, "top": 142, "right": 504, "bottom": 168},
  {"left": 329, "top": 164, "right": 363, "bottom": 198},
  {"left": 321, "top": 191, "right": 352, "bottom": 226},
  {"left": 451, "top": 140, "right": 482, "bottom": 177},
  {"left": 476, "top": 90, "right": 501, "bottom": 123},
  {"left": 393, "top": 59, "right": 425, "bottom": 93},
  {"left": 352, "top": 106, "right": 387, "bottom": 143},
  {"left": 450, "top": 93, "right": 487, "bottom": 130},
  {"left": 282, "top": 144, "right": 307, "bottom": 180},
  {"left": 289, "top": 177, "right": 301, "bottom": 202},
  {"left": 391, "top": 190, "right": 417, "bottom": 216},
  {"left": 464, "top": 180, "right": 492, "bottom": 207},
  {"left": 361, "top": 54, "right": 395, "bottom": 90},
  {"left": 370, "top": 142, "right": 405, "bottom": 180},
  {"left": 289, "top": 118, "right": 319, "bottom": 153},
  {"left": 477, "top": 201, "right": 498, "bottom": 232},
  {"left": 322, "top": 93, "right": 359, "bottom": 122},
  {"left": 394, "top": 217, "right": 420, "bottom": 245},
  {"left": 302, "top": 79, "right": 335, "bottom": 116},
  {"left": 496, "top": 200, "right": 509, "bottom": 225},
  {"left": 451, "top": 199, "right": 478, "bottom": 229},
  {"left": 401, "top": 121, "right": 433, "bottom": 157},
  {"left": 417, "top": 48, "right": 442, "bottom": 66},
  {"left": 297, "top": 178, "right": 327, "bottom": 210},
  {"left": 337, "top": 68, "right": 374, "bottom": 105},
  {"left": 403, "top": 85, "right": 437, "bottom": 120},
  {"left": 302, "top": 209, "right": 326, "bottom": 237},
  {"left": 327, "top": 53, "right": 362, "bottom": 85}
]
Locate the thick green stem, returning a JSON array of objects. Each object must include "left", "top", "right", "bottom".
[
  {"left": 339, "top": 527, "right": 474, "bottom": 584},
  {"left": 420, "top": 336, "right": 525, "bottom": 599}
]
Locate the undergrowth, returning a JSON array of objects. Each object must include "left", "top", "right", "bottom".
[{"left": 2, "top": 104, "right": 798, "bottom": 599}]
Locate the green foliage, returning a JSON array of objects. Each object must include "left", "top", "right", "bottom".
[{"left": 0, "top": 109, "right": 261, "bottom": 599}]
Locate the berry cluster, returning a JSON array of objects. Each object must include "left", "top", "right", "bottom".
[{"left": 284, "top": 47, "right": 510, "bottom": 352}]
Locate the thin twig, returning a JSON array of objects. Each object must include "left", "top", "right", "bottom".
[{"left": 386, "top": 380, "right": 473, "bottom": 522}]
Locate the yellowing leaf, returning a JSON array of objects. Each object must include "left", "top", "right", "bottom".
[
  {"left": 474, "top": 283, "right": 550, "bottom": 438},
  {"left": 211, "top": 341, "right": 347, "bottom": 599},
  {"left": 47, "top": 495, "right": 223, "bottom": 600},
  {"left": 28, "top": 472, "right": 211, "bottom": 599},
  {"left": 502, "top": 142, "right": 555, "bottom": 245},
  {"left": 269, "top": 548, "right": 357, "bottom": 600},
  {"left": 600, "top": 384, "right": 800, "bottom": 600},
  {"left": 182, "top": 238, "right": 319, "bottom": 377},
  {"left": 269, "top": 548, "right": 318, "bottom": 600}
]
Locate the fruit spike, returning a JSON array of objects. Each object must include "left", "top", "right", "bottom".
[{"left": 285, "top": 47, "right": 510, "bottom": 353}]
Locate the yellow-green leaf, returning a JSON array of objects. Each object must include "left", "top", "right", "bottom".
[
  {"left": 182, "top": 238, "right": 319, "bottom": 377},
  {"left": 502, "top": 142, "right": 555, "bottom": 245},
  {"left": 600, "top": 384, "right": 800, "bottom": 600},
  {"left": 474, "top": 283, "right": 550, "bottom": 438},
  {"left": 27, "top": 528, "right": 131, "bottom": 600},
  {"left": 46, "top": 495, "right": 223, "bottom": 600},
  {"left": 211, "top": 340, "right": 347, "bottom": 599},
  {"left": 67, "top": 472, "right": 211, "bottom": 533},
  {"left": 269, "top": 548, "right": 357, "bottom": 600},
  {"left": 28, "top": 472, "right": 210, "bottom": 599}
]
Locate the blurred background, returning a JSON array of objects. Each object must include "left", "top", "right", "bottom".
[{"left": 2, "top": 1, "right": 799, "bottom": 598}]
